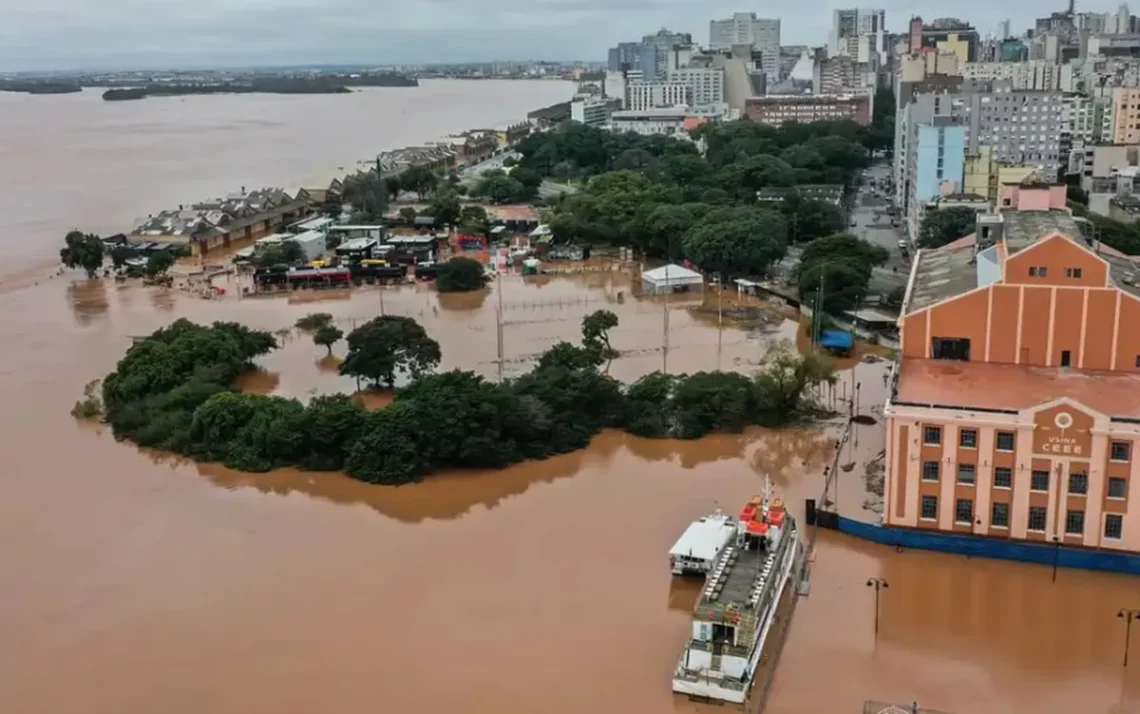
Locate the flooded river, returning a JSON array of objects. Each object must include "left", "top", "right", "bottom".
[
  {"left": 0, "top": 83, "right": 1138, "bottom": 714},
  {"left": 0, "top": 79, "right": 574, "bottom": 282}
]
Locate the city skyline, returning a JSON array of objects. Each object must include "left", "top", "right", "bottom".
[{"left": 2, "top": 0, "right": 1061, "bottom": 72}]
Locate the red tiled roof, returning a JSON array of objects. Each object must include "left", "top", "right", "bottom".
[
  {"left": 489, "top": 205, "right": 538, "bottom": 222},
  {"left": 895, "top": 358, "right": 1140, "bottom": 418}
]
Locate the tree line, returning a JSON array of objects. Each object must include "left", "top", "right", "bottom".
[
  {"left": 60, "top": 231, "right": 182, "bottom": 279},
  {"left": 511, "top": 118, "right": 888, "bottom": 305},
  {"left": 89, "top": 313, "right": 836, "bottom": 485}
]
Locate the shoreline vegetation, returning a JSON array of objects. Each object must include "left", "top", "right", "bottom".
[
  {"left": 0, "top": 80, "right": 82, "bottom": 95},
  {"left": 102, "top": 73, "right": 418, "bottom": 101},
  {"left": 80, "top": 313, "right": 836, "bottom": 486}
]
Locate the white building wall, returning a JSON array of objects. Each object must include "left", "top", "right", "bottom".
[
  {"left": 709, "top": 13, "right": 779, "bottom": 52},
  {"left": 668, "top": 66, "right": 725, "bottom": 108},
  {"left": 626, "top": 82, "right": 690, "bottom": 111}
]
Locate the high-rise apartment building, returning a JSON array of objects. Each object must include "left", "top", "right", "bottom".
[
  {"left": 607, "top": 42, "right": 642, "bottom": 72},
  {"left": 668, "top": 65, "right": 725, "bottom": 108},
  {"left": 633, "top": 29, "right": 694, "bottom": 80},
  {"left": 1112, "top": 87, "right": 1140, "bottom": 143},
  {"left": 708, "top": 13, "right": 781, "bottom": 81},
  {"left": 830, "top": 8, "right": 887, "bottom": 59},
  {"left": 905, "top": 117, "right": 968, "bottom": 241},
  {"left": 962, "top": 61, "right": 1064, "bottom": 91},
  {"left": 709, "top": 13, "right": 780, "bottom": 51}
]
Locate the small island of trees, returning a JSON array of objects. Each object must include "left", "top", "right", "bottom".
[{"left": 84, "top": 312, "right": 836, "bottom": 485}]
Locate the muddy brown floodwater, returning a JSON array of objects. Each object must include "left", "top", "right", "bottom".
[{"left": 0, "top": 270, "right": 1137, "bottom": 714}]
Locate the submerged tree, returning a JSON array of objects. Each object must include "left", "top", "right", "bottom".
[
  {"left": 60, "top": 230, "right": 105, "bottom": 277},
  {"left": 145, "top": 250, "right": 175, "bottom": 278},
  {"left": 339, "top": 316, "right": 441, "bottom": 388},
  {"left": 313, "top": 324, "right": 344, "bottom": 355},
  {"left": 436, "top": 257, "right": 488, "bottom": 293},
  {"left": 296, "top": 312, "right": 334, "bottom": 331},
  {"left": 753, "top": 341, "right": 836, "bottom": 426},
  {"left": 581, "top": 309, "right": 619, "bottom": 370}
]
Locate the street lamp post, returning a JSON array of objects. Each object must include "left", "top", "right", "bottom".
[
  {"left": 1119, "top": 608, "right": 1140, "bottom": 668},
  {"left": 866, "top": 577, "right": 889, "bottom": 643}
]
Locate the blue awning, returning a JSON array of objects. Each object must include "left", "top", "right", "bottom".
[{"left": 819, "top": 330, "right": 854, "bottom": 350}]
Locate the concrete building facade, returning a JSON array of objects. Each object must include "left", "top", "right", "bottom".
[
  {"left": 885, "top": 184, "right": 1140, "bottom": 554},
  {"left": 626, "top": 81, "right": 690, "bottom": 111},
  {"left": 830, "top": 8, "right": 886, "bottom": 60},
  {"left": 1112, "top": 87, "right": 1140, "bottom": 143},
  {"left": 570, "top": 95, "right": 616, "bottom": 127},
  {"left": 744, "top": 93, "right": 872, "bottom": 127},
  {"left": 962, "top": 61, "right": 1064, "bottom": 91},
  {"left": 906, "top": 118, "right": 968, "bottom": 241},
  {"left": 669, "top": 65, "right": 725, "bottom": 108},
  {"left": 709, "top": 13, "right": 780, "bottom": 52}
]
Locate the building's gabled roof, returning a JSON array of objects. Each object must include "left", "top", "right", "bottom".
[{"left": 904, "top": 211, "right": 1140, "bottom": 315}]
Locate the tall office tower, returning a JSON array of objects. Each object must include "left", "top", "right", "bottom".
[
  {"left": 709, "top": 13, "right": 782, "bottom": 81},
  {"left": 830, "top": 8, "right": 887, "bottom": 59}
]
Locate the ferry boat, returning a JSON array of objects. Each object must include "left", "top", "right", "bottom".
[{"left": 671, "top": 481, "right": 801, "bottom": 704}]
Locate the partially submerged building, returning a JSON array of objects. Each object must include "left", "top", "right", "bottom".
[
  {"left": 129, "top": 187, "right": 311, "bottom": 258},
  {"left": 884, "top": 182, "right": 1140, "bottom": 553}
]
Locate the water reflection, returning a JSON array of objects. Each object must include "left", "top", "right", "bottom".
[
  {"left": 235, "top": 369, "right": 280, "bottom": 395},
  {"left": 315, "top": 354, "right": 342, "bottom": 373},
  {"left": 149, "top": 286, "right": 175, "bottom": 312},
  {"left": 623, "top": 431, "right": 751, "bottom": 470},
  {"left": 749, "top": 427, "right": 836, "bottom": 488},
  {"left": 437, "top": 288, "right": 490, "bottom": 311},
  {"left": 351, "top": 389, "right": 394, "bottom": 410},
  {"left": 193, "top": 430, "right": 626, "bottom": 523},
  {"left": 65, "top": 279, "right": 108, "bottom": 327}
]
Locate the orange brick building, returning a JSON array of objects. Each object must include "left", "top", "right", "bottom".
[{"left": 884, "top": 184, "right": 1140, "bottom": 553}]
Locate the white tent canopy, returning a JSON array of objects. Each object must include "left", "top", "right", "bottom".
[{"left": 642, "top": 263, "right": 704, "bottom": 293}]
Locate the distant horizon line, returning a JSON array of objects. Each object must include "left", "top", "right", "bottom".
[{"left": 1, "top": 60, "right": 604, "bottom": 76}]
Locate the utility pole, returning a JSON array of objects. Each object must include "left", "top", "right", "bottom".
[
  {"left": 866, "top": 577, "right": 889, "bottom": 644},
  {"left": 716, "top": 273, "right": 724, "bottom": 370},
  {"left": 662, "top": 265, "right": 670, "bottom": 374},
  {"left": 375, "top": 154, "right": 387, "bottom": 218},
  {"left": 496, "top": 272, "right": 505, "bottom": 382},
  {"left": 1118, "top": 608, "right": 1140, "bottom": 667}
]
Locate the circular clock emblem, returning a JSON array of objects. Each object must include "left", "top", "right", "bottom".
[{"left": 1055, "top": 412, "right": 1074, "bottom": 429}]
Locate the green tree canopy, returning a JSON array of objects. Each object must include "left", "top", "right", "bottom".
[
  {"left": 918, "top": 206, "right": 977, "bottom": 249},
  {"left": 782, "top": 196, "right": 846, "bottom": 244},
  {"left": 339, "top": 316, "right": 442, "bottom": 388},
  {"left": 145, "top": 250, "right": 175, "bottom": 278},
  {"left": 400, "top": 165, "right": 439, "bottom": 200},
  {"left": 428, "top": 189, "right": 462, "bottom": 228},
  {"left": 797, "top": 232, "right": 889, "bottom": 313},
  {"left": 436, "top": 257, "right": 488, "bottom": 293},
  {"left": 110, "top": 245, "right": 134, "bottom": 269},
  {"left": 313, "top": 324, "right": 344, "bottom": 355},
  {"left": 472, "top": 170, "right": 532, "bottom": 204},
  {"left": 682, "top": 206, "right": 788, "bottom": 278},
  {"left": 60, "top": 231, "right": 105, "bottom": 277},
  {"left": 296, "top": 312, "right": 334, "bottom": 330}
]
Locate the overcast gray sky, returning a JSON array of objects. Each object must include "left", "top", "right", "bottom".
[{"left": 0, "top": 0, "right": 1051, "bottom": 71}]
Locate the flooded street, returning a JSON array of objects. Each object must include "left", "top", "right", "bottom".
[{"left": 0, "top": 82, "right": 1138, "bottom": 714}]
